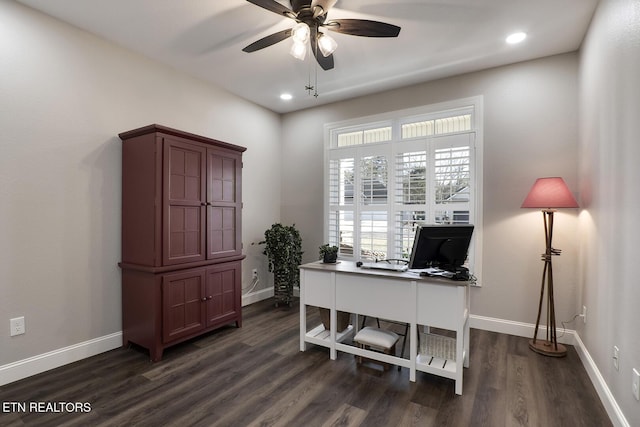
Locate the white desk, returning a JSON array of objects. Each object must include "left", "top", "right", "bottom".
[{"left": 299, "top": 261, "right": 470, "bottom": 395}]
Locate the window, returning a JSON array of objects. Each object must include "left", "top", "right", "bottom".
[{"left": 325, "top": 98, "right": 482, "bottom": 275}]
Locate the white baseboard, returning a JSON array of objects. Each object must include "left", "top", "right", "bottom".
[
  {"left": 469, "top": 314, "right": 576, "bottom": 345},
  {"left": 572, "top": 333, "right": 630, "bottom": 427},
  {"left": 242, "top": 287, "right": 274, "bottom": 306},
  {"left": 469, "top": 314, "right": 627, "bottom": 427},
  {"left": 0, "top": 332, "right": 122, "bottom": 387},
  {"left": 241, "top": 286, "right": 300, "bottom": 306}
]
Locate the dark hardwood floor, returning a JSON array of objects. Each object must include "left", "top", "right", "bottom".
[{"left": 0, "top": 298, "right": 611, "bottom": 427}]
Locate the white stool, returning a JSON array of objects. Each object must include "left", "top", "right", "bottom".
[{"left": 353, "top": 326, "right": 399, "bottom": 371}]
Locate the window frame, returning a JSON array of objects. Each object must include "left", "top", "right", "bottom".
[{"left": 323, "top": 97, "right": 484, "bottom": 283}]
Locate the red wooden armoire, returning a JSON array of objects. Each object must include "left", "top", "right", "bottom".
[{"left": 119, "top": 124, "right": 245, "bottom": 361}]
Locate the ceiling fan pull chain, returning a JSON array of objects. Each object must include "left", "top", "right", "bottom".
[
  {"left": 314, "top": 59, "right": 319, "bottom": 98},
  {"left": 306, "top": 48, "right": 314, "bottom": 95},
  {"left": 313, "top": 33, "right": 319, "bottom": 97}
]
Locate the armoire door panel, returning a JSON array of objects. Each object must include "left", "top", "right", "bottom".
[
  {"left": 208, "top": 206, "right": 237, "bottom": 257},
  {"left": 168, "top": 144, "right": 204, "bottom": 202},
  {"left": 162, "top": 269, "right": 206, "bottom": 343},
  {"left": 168, "top": 206, "right": 203, "bottom": 260},
  {"left": 208, "top": 154, "right": 237, "bottom": 202},
  {"left": 205, "top": 263, "right": 240, "bottom": 325},
  {"left": 207, "top": 148, "right": 242, "bottom": 259},
  {"left": 163, "top": 139, "right": 207, "bottom": 265}
]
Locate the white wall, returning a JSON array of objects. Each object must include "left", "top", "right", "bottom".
[
  {"left": 281, "top": 52, "right": 581, "bottom": 326},
  {"left": 579, "top": 0, "right": 640, "bottom": 424},
  {"left": 0, "top": 1, "right": 281, "bottom": 366}
]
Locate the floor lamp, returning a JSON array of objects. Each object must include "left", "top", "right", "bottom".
[{"left": 521, "top": 177, "right": 579, "bottom": 357}]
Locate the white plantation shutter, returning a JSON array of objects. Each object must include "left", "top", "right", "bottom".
[
  {"left": 432, "top": 133, "right": 473, "bottom": 225},
  {"left": 328, "top": 211, "right": 354, "bottom": 256},
  {"left": 337, "top": 125, "right": 392, "bottom": 147},
  {"left": 361, "top": 155, "right": 388, "bottom": 205},
  {"left": 329, "top": 158, "right": 354, "bottom": 206},
  {"left": 401, "top": 114, "right": 471, "bottom": 139},
  {"left": 326, "top": 100, "right": 480, "bottom": 268},
  {"left": 328, "top": 157, "right": 355, "bottom": 256},
  {"left": 394, "top": 210, "right": 426, "bottom": 260},
  {"left": 395, "top": 151, "right": 427, "bottom": 205},
  {"left": 394, "top": 150, "right": 428, "bottom": 258},
  {"left": 360, "top": 211, "right": 388, "bottom": 259}
]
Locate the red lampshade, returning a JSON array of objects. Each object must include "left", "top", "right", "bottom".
[{"left": 521, "top": 177, "right": 579, "bottom": 209}]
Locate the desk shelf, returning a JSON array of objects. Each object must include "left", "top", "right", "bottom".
[
  {"left": 416, "top": 332, "right": 461, "bottom": 379},
  {"left": 305, "top": 324, "right": 354, "bottom": 348},
  {"left": 416, "top": 353, "right": 462, "bottom": 379}
]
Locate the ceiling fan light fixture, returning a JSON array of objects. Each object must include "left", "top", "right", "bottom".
[
  {"left": 290, "top": 39, "right": 307, "bottom": 60},
  {"left": 291, "top": 22, "right": 311, "bottom": 43},
  {"left": 312, "top": 6, "right": 325, "bottom": 19},
  {"left": 311, "top": 0, "right": 338, "bottom": 18},
  {"left": 317, "top": 33, "right": 337, "bottom": 57}
]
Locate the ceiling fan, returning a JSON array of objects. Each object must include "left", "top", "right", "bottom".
[{"left": 242, "top": 0, "right": 401, "bottom": 71}]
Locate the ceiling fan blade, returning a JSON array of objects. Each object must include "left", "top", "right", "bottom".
[
  {"left": 310, "top": 37, "right": 335, "bottom": 70},
  {"left": 324, "top": 19, "right": 401, "bottom": 37},
  {"left": 246, "top": 0, "right": 296, "bottom": 18},
  {"left": 242, "top": 29, "right": 293, "bottom": 53}
]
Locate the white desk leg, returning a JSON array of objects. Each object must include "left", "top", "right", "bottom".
[
  {"left": 463, "top": 285, "right": 470, "bottom": 368},
  {"left": 330, "top": 307, "right": 337, "bottom": 360},
  {"left": 454, "top": 328, "right": 464, "bottom": 395},
  {"left": 299, "top": 273, "right": 307, "bottom": 352},
  {"left": 463, "top": 318, "right": 470, "bottom": 368},
  {"left": 329, "top": 272, "right": 337, "bottom": 360},
  {"left": 455, "top": 290, "right": 465, "bottom": 395},
  {"left": 410, "top": 321, "right": 417, "bottom": 382}
]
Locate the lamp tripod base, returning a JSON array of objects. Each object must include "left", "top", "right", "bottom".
[{"left": 529, "top": 339, "right": 567, "bottom": 357}]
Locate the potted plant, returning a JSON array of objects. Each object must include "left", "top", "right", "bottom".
[
  {"left": 319, "top": 244, "right": 339, "bottom": 263},
  {"left": 261, "top": 223, "right": 303, "bottom": 307}
]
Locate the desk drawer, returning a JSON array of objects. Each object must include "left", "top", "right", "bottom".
[
  {"left": 301, "top": 269, "right": 333, "bottom": 307},
  {"left": 416, "top": 283, "right": 465, "bottom": 329},
  {"left": 335, "top": 274, "right": 413, "bottom": 322}
]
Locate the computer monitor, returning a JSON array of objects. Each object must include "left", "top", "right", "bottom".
[{"left": 408, "top": 224, "right": 474, "bottom": 272}]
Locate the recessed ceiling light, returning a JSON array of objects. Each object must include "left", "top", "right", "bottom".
[
  {"left": 280, "top": 93, "right": 293, "bottom": 100},
  {"left": 506, "top": 32, "right": 527, "bottom": 44}
]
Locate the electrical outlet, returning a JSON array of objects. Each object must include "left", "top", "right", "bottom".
[
  {"left": 633, "top": 369, "right": 640, "bottom": 401},
  {"left": 252, "top": 269, "right": 258, "bottom": 280},
  {"left": 10, "top": 317, "right": 25, "bottom": 336},
  {"left": 613, "top": 346, "right": 620, "bottom": 371},
  {"left": 582, "top": 305, "right": 587, "bottom": 324}
]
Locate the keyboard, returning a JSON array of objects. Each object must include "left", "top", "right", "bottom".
[
  {"left": 417, "top": 267, "right": 454, "bottom": 278},
  {"left": 360, "top": 262, "right": 408, "bottom": 272}
]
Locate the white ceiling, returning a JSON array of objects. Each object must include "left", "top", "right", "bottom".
[{"left": 16, "top": 0, "right": 598, "bottom": 113}]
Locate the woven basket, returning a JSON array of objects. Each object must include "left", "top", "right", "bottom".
[{"left": 420, "top": 332, "right": 456, "bottom": 361}]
